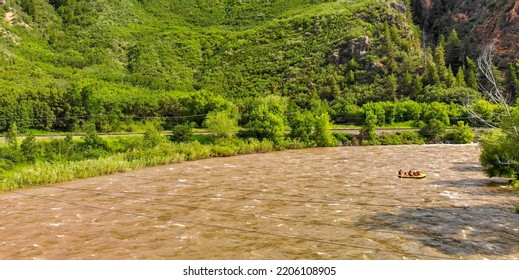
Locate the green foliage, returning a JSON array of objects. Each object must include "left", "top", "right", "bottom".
[
  {"left": 468, "top": 99, "right": 499, "bottom": 125},
  {"left": 313, "top": 112, "right": 337, "bottom": 147},
  {"left": 446, "top": 121, "right": 475, "bottom": 144},
  {"left": 204, "top": 110, "right": 239, "bottom": 139},
  {"left": 143, "top": 123, "right": 164, "bottom": 148},
  {"left": 169, "top": 122, "right": 195, "bottom": 143},
  {"left": 288, "top": 110, "right": 315, "bottom": 144},
  {"left": 445, "top": 29, "right": 464, "bottom": 70},
  {"left": 456, "top": 67, "right": 466, "bottom": 87},
  {"left": 81, "top": 122, "right": 107, "bottom": 149},
  {"left": 423, "top": 102, "right": 450, "bottom": 125},
  {"left": 359, "top": 110, "right": 378, "bottom": 145},
  {"left": 0, "top": 0, "right": 490, "bottom": 138},
  {"left": 479, "top": 131, "right": 519, "bottom": 179},
  {"left": 6, "top": 123, "right": 19, "bottom": 150},
  {"left": 420, "top": 118, "right": 446, "bottom": 143},
  {"left": 379, "top": 131, "right": 425, "bottom": 145},
  {"left": 465, "top": 57, "right": 479, "bottom": 91},
  {"left": 333, "top": 132, "right": 357, "bottom": 146},
  {"left": 20, "top": 133, "right": 39, "bottom": 162},
  {"left": 239, "top": 96, "right": 287, "bottom": 144}
]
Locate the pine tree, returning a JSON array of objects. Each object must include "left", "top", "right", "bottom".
[
  {"left": 456, "top": 67, "right": 466, "bottom": 87},
  {"left": 412, "top": 75, "right": 424, "bottom": 98},
  {"left": 400, "top": 71, "right": 414, "bottom": 96},
  {"left": 445, "top": 66, "right": 457, "bottom": 87},
  {"left": 433, "top": 38, "right": 447, "bottom": 81},
  {"left": 465, "top": 57, "right": 478, "bottom": 90},
  {"left": 424, "top": 61, "right": 440, "bottom": 85},
  {"left": 445, "top": 29, "right": 464, "bottom": 70}
]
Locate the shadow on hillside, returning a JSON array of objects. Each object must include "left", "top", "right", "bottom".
[{"left": 355, "top": 204, "right": 519, "bottom": 257}]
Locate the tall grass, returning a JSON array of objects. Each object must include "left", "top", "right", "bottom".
[{"left": 0, "top": 138, "right": 282, "bottom": 191}]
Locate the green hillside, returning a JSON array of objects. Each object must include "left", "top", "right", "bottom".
[
  {"left": 2, "top": 0, "right": 519, "bottom": 188},
  {"left": 0, "top": 0, "right": 499, "bottom": 133}
]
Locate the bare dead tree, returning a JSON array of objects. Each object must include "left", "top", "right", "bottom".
[{"left": 465, "top": 45, "right": 519, "bottom": 138}]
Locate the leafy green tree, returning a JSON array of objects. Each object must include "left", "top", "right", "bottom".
[
  {"left": 423, "top": 102, "right": 450, "bottom": 125},
  {"left": 204, "top": 110, "right": 239, "bottom": 139},
  {"left": 411, "top": 75, "right": 424, "bottom": 97},
  {"left": 420, "top": 118, "right": 446, "bottom": 143},
  {"left": 313, "top": 112, "right": 337, "bottom": 147},
  {"left": 467, "top": 99, "right": 498, "bottom": 126},
  {"left": 433, "top": 38, "right": 447, "bottom": 80},
  {"left": 386, "top": 74, "right": 398, "bottom": 98},
  {"left": 479, "top": 130, "right": 519, "bottom": 179},
  {"left": 424, "top": 61, "right": 440, "bottom": 86},
  {"left": 359, "top": 110, "right": 378, "bottom": 144},
  {"left": 346, "top": 70, "right": 355, "bottom": 84},
  {"left": 467, "top": 48, "right": 519, "bottom": 180},
  {"left": 240, "top": 96, "right": 287, "bottom": 144},
  {"left": 400, "top": 100, "right": 422, "bottom": 122},
  {"left": 241, "top": 103, "right": 286, "bottom": 143},
  {"left": 288, "top": 110, "right": 315, "bottom": 144},
  {"left": 363, "top": 103, "right": 386, "bottom": 126}
]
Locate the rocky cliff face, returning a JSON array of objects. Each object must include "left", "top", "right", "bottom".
[{"left": 413, "top": 0, "right": 519, "bottom": 62}]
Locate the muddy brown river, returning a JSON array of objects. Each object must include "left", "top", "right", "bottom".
[{"left": 1, "top": 144, "right": 518, "bottom": 260}]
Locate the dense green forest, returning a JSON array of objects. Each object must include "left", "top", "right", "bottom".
[
  {"left": 2, "top": 0, "right": 516, "bottom": 132},
  {"left": 0, "top": 0, "right": 518, "bottom": 187}
]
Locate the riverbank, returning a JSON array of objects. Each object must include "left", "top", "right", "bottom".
[
  {"left": 0, "top": 123, "right": 482, "bottom": 191},
  {"left": 0, "top": 137, "right": 304, "bottom": 191}
]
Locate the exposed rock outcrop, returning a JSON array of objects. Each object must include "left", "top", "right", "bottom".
[{"left": 413, "top": 0, "right": 519, "bottom": 61}]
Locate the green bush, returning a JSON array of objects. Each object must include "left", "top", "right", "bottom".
[
  {"left": 143, "top": 124, "right": 164, "bottom": 148},
  {"left": 333, "top": 133, "right": 357, "bottom": 146},
  {"left": 20, "top": 134, "right": 40, "bottom": 162},
  {"left": 445, "top": 121, "right": 475, "bottom": 144},
  {"left": 169, "top": 122, "right": 194, "bottom": 142},
  {"left": 479, "top": 131, "right": 518, "bottom": 179},
  {"left": 379, "top": 131, "right": 425, "bottom": 145},
  {"left": 420, "top": 119, "right": 446, "bottom": 143}
]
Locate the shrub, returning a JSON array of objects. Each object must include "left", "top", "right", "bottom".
[
  {"left": 445, "top": 121, "right": 475, "bottom": 144},
  {"left": 21, "top": 134, "right": 40, "bottom": 162},
  {"left": 333, "top": 133, "right": 357, "bottom": 146},
  {"left": 204, "top": 110, "right": 239, "bottom": 139},
  {"left": 420, "top": 119, "right": 446, "bottom": 143},
  {"left": 6, "top": 123, "right": 19, "bottom": 150},
  {"left": 82, "top": 122, "right": 108, "bottom": 150},
  {"left": 143, "top": 124, "right": 163, "bottom": 148},
  {"left": 479, "top": 131, "right": 518, "bottom": 179},
  {"left": 169, "top": 122, "right": 194, "bottom": 142},
  {"left": 379, "top": 131, "right": 425, "bottom": 145}
]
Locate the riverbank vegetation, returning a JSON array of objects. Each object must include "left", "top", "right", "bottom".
[{"left": 0, "top": 1, "right": 517, "bottom": 188}]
